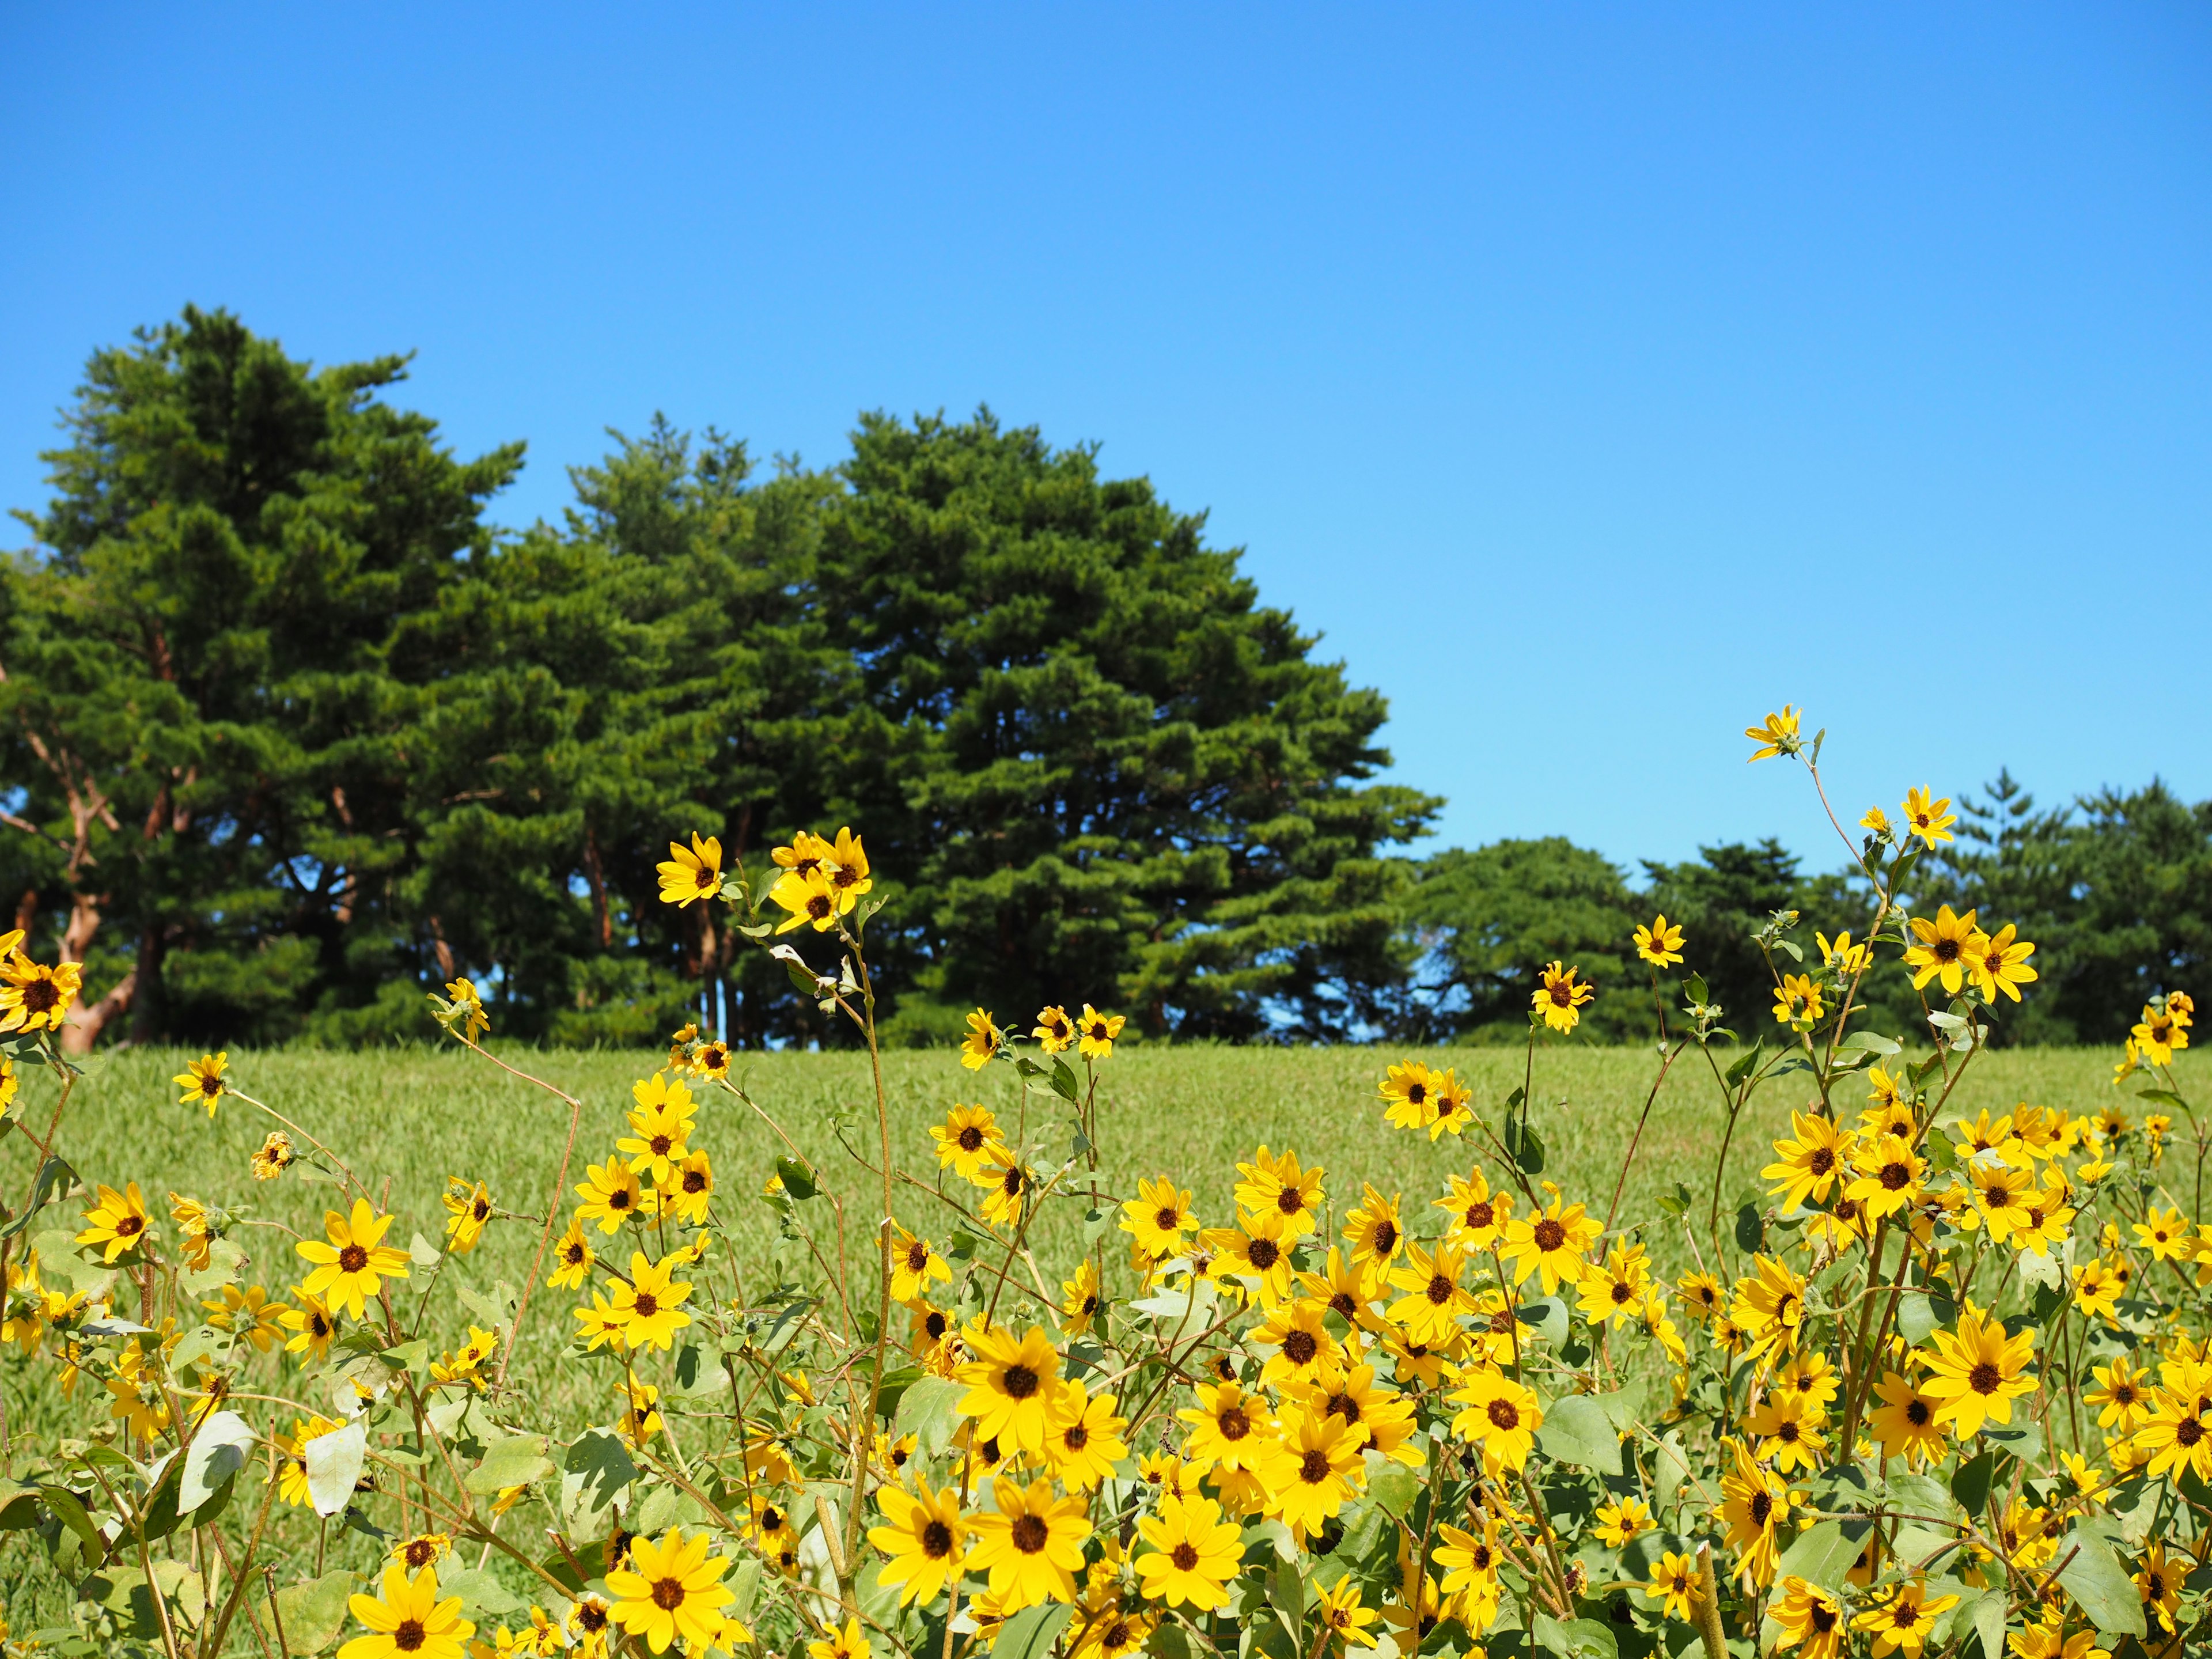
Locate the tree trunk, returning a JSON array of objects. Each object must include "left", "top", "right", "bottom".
[
  {"left": 62, "top": 967, "right": 135, "bottom": 1055},
  {"left": 127, "top": 923, "right": 168, "bottom": 1046}
]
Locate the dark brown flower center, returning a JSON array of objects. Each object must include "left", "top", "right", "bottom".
[
  {"left": 1533, "top": 1219, "right": 1566, "bottom": 1251},
  {"left": 1002, "top": 1365, "right": 1039, "bottom": 1399},
  {"left": 1808, "top": 1148, "right": 1835, "bottom": 1176},
  {"left": 922, "top": 1520, "right": 953, "bottom": 1557},
  {"left": 1245, "top": 1238, "right": 1279, "bottom": 1270},
  {"left": 393, "top": 1620, "right": 426, "bottom": 1652},
  {"left": 1968, "top": 1362, "right": 2001, "bottom": 1395},
  {"left": 1277, "top": 1189, "right": 1304, "bottom": 1215},
  {"left": 958, "top": 1126, "right": 984, "bottom": 1152},
  {"left": 1880, "top": 1162, "right": 1910, "bottom": 1191},
  {"left": 1373, "top": 1219, "right": 1397, "bottom": 1252},
  {"left": 1012, "top": 1513, "right": 1049, "bottom": 1554},
  {"left": 683, "top": 1170, "right": 706, "bottom": 1194},
  {"left": 1425, "top": 1274, "right": 1453, "bottom": 1305},
  {"left": 1172, "top": 1542, "right": 1199, "bottom": 1570},
  {"left": 1218, "top": 1407, "right": 1250, "bottom": 1441},
  {"left": 906, "top": 1243, "right": 930, "bottom": 1271},
  {"left": 652, "top": 1578, "right": 685, "bottom": 1609},
  {"left": 1906, "top": 1399, "right": 1930, "bottom": 1426},
  {"left": 338, "top": 1244, "right": 369, "bottom": 1273},
  {"left": 1156, "top": 1207, "right": 1180, "bottom": 1230},
  {"left": 1487, "top": 1399, "right": 1520, "bottom": 1432},
  {"left": 1299, "top": 1448, "right": 1331, "bottom": 1483},
  {"left": 1749, "top": 1492, "right": 1773, "bottom": 1526},
  {"left": 632, "top": 1293, "right": 659, "bottom": 1318},
  {"left": 1283, "top": 1331, "right": 1320, "bottom": 1366}
]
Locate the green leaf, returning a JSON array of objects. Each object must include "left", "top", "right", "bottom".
[
  {"left": 1367, "top": 1461, "right": 1421, "bottom": 1518},
  {"left": 1536, "top": 1394, "right": 1623, "bottom": 1476},
  {"left": 560, "top": 1427, "right": 635, "bottom": 1529},
  {"left": 1951, "top": 1448, "right": 1996, "bottom": 1516},
  {"left": 991, "top": 1601, "right": 1073, "bottom": 1659},
  {"left": 1733, "top": 1202, "right": 1764, "bottom": 1254},
  {"left": 1654, "top": 1433, "right": 1690, "bottom": 1518},
  {"left": 1771, "top": 1520, "right": 1873, "bottom": 1595},
  {"left": 1517, "top": 1296, "right": 1570, "bottom": 1348},
  {"left": 441, "top": 1565, "right": 525, "bottom": 1617},
  {"left": 1533, "top": 1613, "right": 1619, "bottom": 1659},
  {"left": 467, "top": 1433, "right": 552, "bottom": 1495},
  {"left": 1684, "top": 973, "right": 1709, "bottom": 1006},
  {"left": 0, "top": 1155, "right": 75, "bottom": 1239},
  {"left": 2054, "top": 1525, "right": 2146, "bottom": 1639},
  {"left": 1505, "top": 1119, "right": 1546, "bottom": 1173},
  {"left": 305, "top": 1418, "right": 367, "bottom": 1517},
  {"left": 1897, "top": 1290, "right": 1956, "bottom": 1347},
  {"left": 271, "top": 1571, "right": 357, "bottom": 1655},
  {"left": 893, "top": 1376, "right": 967, "bottom": 1458},
  {"left": 1048, "top": 1059, "right": 1081, "bottom": 1103},
  {"left": 179, "top": 1410, "right": 255, "bottom": 1514},
  {"left": 410, "top": 1232, "right": 444, "bottom": 1268},
  {"left": 775, "top": 1156, "right": 819, "bottom": 1200}
]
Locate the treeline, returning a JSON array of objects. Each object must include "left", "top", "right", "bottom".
[
  {"left": 1400, "top": 776, "right": 2210, "bottom": 1048},
  {"left": 2, "top": 310, "right": 2202, "bottom": 1049}
]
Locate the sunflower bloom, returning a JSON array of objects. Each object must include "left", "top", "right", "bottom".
[
  {"left": 967, "top": 1477, "right": 1090, "bottom": 1611},
  {"left": 1498, "top": 1186, "right": 1601, "bottom": 1293},
  {"left": 1900, "top": 787, "right": 1955, "bottom": 848},
  {"left": 610, "top": 1251, "right": 694, "bottom": 1351},
  {"left": 1744, "top": 706, "right": 1801, "bottom": 762},
  {"left": 1032, "top": 1005, "right": 1075, "bottom": 1053},
  {"left": 957, "top": 1325, "right": 1063, "bottom": 1455},
  {"left": 869, "top": 1478, "right": 967, "bottom": 1607},
  {"left": 337, "top": 1565, "right": 476, "bottom": 1659},
  {"left": 1446, "top": 1366, "right": 1544, "bottom": 1476},
  {"left": 0, "top": 954, "right": 82, "bottom": 1034},
  {"left": 1532, "top": 961, "right": 1595, "bottom": 1033},
  {"left": 768, "top": 865, "right": 838, "bottom": 933},
  {"left": 1773, "top": 1575, "right": 1847, "bottom": 1659},
  {"left": 1763, "top": 1111, "right": 1853, "bottom": 1209},
  {"left": 1853, "top": 1578, "right": 1959, "bottom": 1658},
  {"left": 1967, "top": 922, "right": 2039, "bottom": 1003},
  {"left": 1919, "top": 1303, "right": 2035, "bottom": 1437},
  {"left": 655, "top": 834, "right": 724, "bottom": 908},
  {"left": 1135, "top": 1493, "right": 1241, "bottom": 1610},
  {"left": 960, "top": 1009, "right": 1002, "bottom": 1070},
  {"left": 77, "top": 1183, "right": 154, "bottom": 1263},
  {"left": 1634, "top": 914, "right": 1685, "bottom": 967},
  {"left": 606, "top": 1528, "right": 733, "bottom": 1654},
  {"left": 1903, "top": 905, "right": 1979, "bottom": 995},
  {"left": 1076, "top": 1003, "right": 1124, "bottom": 1060},
  {"left": 175, "top": 1052, "right": 229, "bottom": 1116}
]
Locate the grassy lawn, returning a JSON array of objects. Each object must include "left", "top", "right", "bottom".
[
  {"left": 9, "top": 1038, "right": 2120, "bottom": 1405},
  {"left": 0, "top": 1040, "right": 2124, "bottom": 1624}
]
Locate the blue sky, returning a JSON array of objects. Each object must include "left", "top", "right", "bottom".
[{"left": 4, "top": 5, "right": 2207, "bottom": 874}]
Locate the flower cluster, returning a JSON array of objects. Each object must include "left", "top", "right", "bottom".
[{"left": 0, "top": 725, "right": 2203, "bottom": 1659}]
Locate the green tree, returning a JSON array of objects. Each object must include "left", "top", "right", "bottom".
[
  {"left": 1642, "top": 839, "right": 1806, "bottom": 1039},
  {"left": 2, "top": 307, "right": 518, "bottom": 1045},
  {"left": 1399, "top": 838, "right": 1650, "bottom": 1042},
  {"left": 808, "top": 410, "right": 1437, "bottom": 1041}
]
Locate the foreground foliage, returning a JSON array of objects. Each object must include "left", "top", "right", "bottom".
[{"left": 0, "top": 714, "right": 2204, "bottom": 1658}]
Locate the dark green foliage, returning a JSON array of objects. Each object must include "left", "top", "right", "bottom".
[
  {"left": 3, "top": 320, "right": 1434, "bottom": 1045},
  {"left": 810, "top": 411, "right": 1440, "bottom": 1041},
  {"left": 1401, "top": 838, "right": 1650, "bottom": 1042},
  {"left": 1641, "top": 840, "right": 1806, "bottom": 1040}
]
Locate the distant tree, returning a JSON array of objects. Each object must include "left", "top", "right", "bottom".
[
  {"left": 1399, "top": 838, "right": 1648, "bottom": 1042},
  {"left": 808, "top": 410, "right": 1438, "bottom": 1042},
  {"left": 1641, "top": 839, "right": 1805, "bottom": 1039}
]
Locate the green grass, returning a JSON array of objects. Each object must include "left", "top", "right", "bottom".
[
  {"left": 0, "top": 1041, "right": 2123, "bottom": 1629},
  {"left": 9, "top": 1040, "right": 2121, "bottom": 1402}
]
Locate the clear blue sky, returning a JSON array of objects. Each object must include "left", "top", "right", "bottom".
[{"left": 5, "top": 6, "right": 2207, "bottom": 874}]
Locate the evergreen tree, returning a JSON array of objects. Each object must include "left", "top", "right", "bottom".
[
  {"left": 809, "top": 410, "right": 1438, "bottom": 1041},
  {"left": 2, "top": 307, "right": 518, "bottom": 1044}
]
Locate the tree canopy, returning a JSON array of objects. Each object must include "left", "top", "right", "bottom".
[{"left": 3, "top": 310, "right": 2203, "bottom": 1048}]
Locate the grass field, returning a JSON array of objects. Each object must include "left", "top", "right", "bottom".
[
  {"left": 0, "top": 1040, "right": 2128, "bottom": 1627},
  {"left": 7, "top": 1039, "right": 2123, "bottom": 1406}
]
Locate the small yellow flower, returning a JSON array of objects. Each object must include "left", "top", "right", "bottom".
[
  {"left": 1633, "top": 914, "right": 1685, "bottom": 967},
  {"left": 960, "top": 1008, "right": 1002, "bottom": 1070},
  {"left": 655, "top": 833, "right": 724, "bottom": 908},
  {"left": 1744, "top": 706, "right": 1801, "bottom": 762},
  {"left": 251, "top": 1132, "right": 295, "bottom": 1181},
  {"left": 1900, "top": 786, "right": 1955, "bottom": 848},
  {"left": 77, "top": 1183, "right": 154, "bottom": 1263},
  {"left": 1532, "top": 961, "right": 1594, "bottom": 1033},
  {"left": 174, "top": 1052, "right": 229, "bottom": 1116},
  {"left": 1077, "top": 1003, "right": 1125, "bottom": 1060}
]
